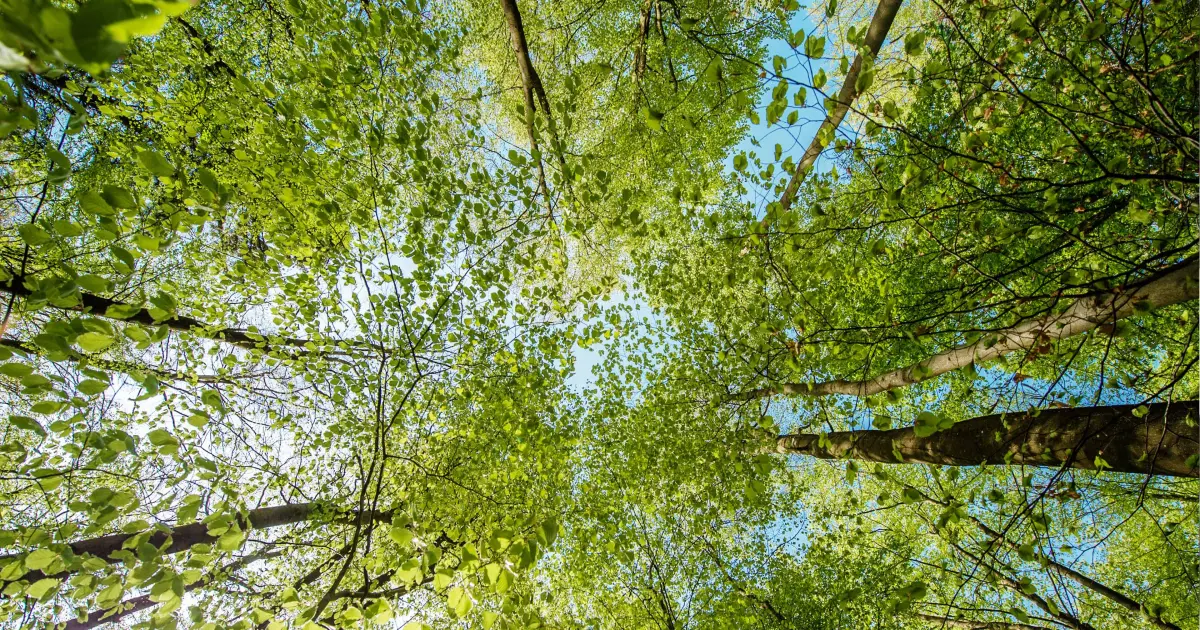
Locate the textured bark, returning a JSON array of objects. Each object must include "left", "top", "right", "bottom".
[
  {"left": 0, "top": 504, "right": 381, "bottom": 583},
  {"left": 0, "top": 274, "right": 325, "bottom": 353},
  {"left": 777, "top": 0, "right": 904, "bottom": 213},
  {"left": 775, "top": 402, "right": 1199, "bottom": 478},
  {"left": 742, "top": 259, "right": 1198, "bottom": 400}
]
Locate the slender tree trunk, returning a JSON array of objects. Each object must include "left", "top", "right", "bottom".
[
  {"left": 775, "top": 401, "right": 1199, "bottom": 478},
  {"left": 498, "top": 0, "right": 570, "bottom": 200},
  {"left": 2, "top": 504, "right": 389, "bottom": 582},
  {"left": 908, "top": 484, "right": 1186, "bottom": 630},
  {"left": 634, "top": 0, "right": 652, "bottom": 83},
  {"left": 0, "top": 274, "right": 340, "bottom": 354},
  {"left": 777, "top": 0, "right": 904, "bottom": 212},
  {"left": 913, "top": 613, "right": 1051, "bottom": 630},
  {"left": 62, "top": 551, "right": 281, "bottom": 630},
  {"left": 966, "top": 516, "right": 1184, "bottom": 630},
  {"left": 952, "top": 543, "right": 1095, "bottom": 630},
  {"left": 742, "top": 259, "right": 1198, "bottom": 400}
]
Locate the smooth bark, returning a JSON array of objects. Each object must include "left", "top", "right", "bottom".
[
  {"left": 742, "top": 259, "right": 1198, "bottom": 400},
  {"left": 775, "top": 401, "right": 1199, "bottom": 478},
  {"left": 498, "top": 0, "right": 569, "bottom": 201},
  {"left": 913, "top": 613, "right": 1052, "bottom": 630},
  {"left": 777, "top": 0, "right": 904, "bottom": 213}
]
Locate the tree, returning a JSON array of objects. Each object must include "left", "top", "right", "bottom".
[{"left": 0, "top": 0, "right": 1195, "bottom": 628}]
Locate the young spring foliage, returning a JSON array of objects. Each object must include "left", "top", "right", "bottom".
[{"left": 0, "top": 0, "right": 1195, "bottom": 629}]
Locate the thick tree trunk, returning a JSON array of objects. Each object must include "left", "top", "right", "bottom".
[
  {"left": 777, "top": 0, "right": 904, "bottom": 212},
  {"left": 742, "top": 259, "right": 1198, "bottom": 400},
  {"left": 775, "top": 402, "right": 1199, "bottom": 478}
]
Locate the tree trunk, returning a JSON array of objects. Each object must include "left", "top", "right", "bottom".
[
  {"left": 742, "top": 259, "right": 1198, "bottom": 400},
  {"left": 0, "top": 274, "right": 328, "bottom": 353},
  {"left": 634, "top": 0, "right": 652, "bottom": 83},
  {"left": 777, "top": 0, "right": 904, "bottom": 212},
  {"left": 775, "top": 401, "right": 1198, "bottom": 478},
  {"left": 497, "top": 0, "right": 569, "bottom": 199},
  {"left": 62, "top": 551, "right": 281, "bottom": 630},
  {"left": 913, "top": 613, "right": 1052, "bottom": 630},
  {"left": 1, "top": 503, "right": 388, "bottom": 582}
]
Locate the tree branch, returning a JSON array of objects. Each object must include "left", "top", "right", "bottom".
[
  {"left": 62, "top": 550, "right": 283, "bottom": 629},
  {"left": 0, "top": 273, "right": 368, "bottom": 355}
]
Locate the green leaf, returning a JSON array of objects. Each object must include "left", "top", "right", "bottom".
[
  {"left": 25, "top": 577, "right": 59, "bottom": 600},
  {"left": 24, "top": 549, "right": 59, "bottom": 571},
  {"left": 447, "top": 586, "right": 472, "bottom": 617},
  {"left": 201, "top": 390, "right": 225, "bottom": 411},
  {"left": 133, "top": 233, "right": 161, "bottom": 252},
  {"left": 0, "top": 363, "right": 33, "bottom": 378},
  {"left": 52, "top": 220, "right": 83, "bottom": 237},
  {"left": 76, "top": 332, "right": 115, "bottom": 352},
  {"left": 396, "top": 558, "right": 422, "bottom": 585},
  {"left": 77, "top": 274, "right": 111, "bottom": 294},
  {"left": 641, "top": 107, "right": 664, "bottom": 132},
  {"left": 109, "top": 245, "right": 137, "bottom": 274},
  {"left": 78, "top": 379, "right": 110, "bottom": 396},
  {"left": 904, "top": 32, "right": 926, "bottom": 55},
  {"left": 30, "top": 400, "right": 64, "bottom": 414},
  {"left": 137, "top": 150, "right": 175, "bottom": 176},
  {"left": 433, "top": 567, "right": 454, "bottom": 590},
  {"left": 47, "top": 147, "right": 71, "bottom": 184},
  {"left": 389, "top": 527, "right": 414, "bottom": 547},
  {"left": 147, "top": 429, "right": 178, "bottom": 446},
  {"left": 108, "top": 13, "right": 170, "bottom": 44},
  {"left": 10, "top": 415, "right": 46, "bottom": 437},
  {"left": 106, "top": 303, "right": 144, "bottom": 319},
  {"left": 197, "top": 167, "right": 220, "bottom": 193},
  {"left": 536, "top": 517, "right": 559, "bottom": 546},
  {"left": 102, "top": 185, "right": 137, "bottom": 209},
  {"left": 913, "top": 411, "right": 952, "bottom": 438},
  {"left": 18, "top": 224, "right": 52, "bottom": 247},
  {"left": 79, "top": 190, "right": 115, "bottom": 216}
]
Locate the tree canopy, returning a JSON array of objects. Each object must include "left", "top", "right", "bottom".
[{"left": 0, "top": 0, "right": 1195, "bottom": 629}]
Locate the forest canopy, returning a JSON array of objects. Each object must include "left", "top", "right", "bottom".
[{"left": 0, "top": 0, "right": 1196, "bottom": 629}]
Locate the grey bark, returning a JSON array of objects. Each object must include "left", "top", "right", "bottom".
[
  {"left": 777, "top": 0, "right": 904, "bottom": 213},
  {"left": 742, "top": 260, "right": 1198, "bottom": 400}
]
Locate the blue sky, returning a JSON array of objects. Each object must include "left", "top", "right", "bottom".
[{"left": 566, "top": 9, "right": 830, "bottom": 390}]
